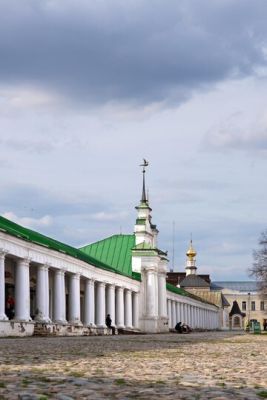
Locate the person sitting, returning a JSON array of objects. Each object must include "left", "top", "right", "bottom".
[
  {"left": 175, "top": 322, "right": 183, "bottom": 333},
  {"left": 182, "top": 323, "right": 192, "bottom": 333},
  {"left": 6, "top": 294, "right": 15, "bottom": 320},
  {"left": 105, "top": 314, "right": 112, "bottom": 328}
]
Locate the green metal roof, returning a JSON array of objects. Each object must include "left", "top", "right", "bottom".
[
  {"left": 0, "top": 215, "right": 139, "bottom": 280},
  {"left": 79, "top": 234, "right": 135, "bottom": 277}
]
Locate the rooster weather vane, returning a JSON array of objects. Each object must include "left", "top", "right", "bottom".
[{"left": 140, "top": 158, "right": 149, "bottom": 173}]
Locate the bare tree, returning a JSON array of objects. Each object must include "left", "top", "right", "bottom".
[{"left": 250, "top": 230, "right": 267, "bottom": 295}]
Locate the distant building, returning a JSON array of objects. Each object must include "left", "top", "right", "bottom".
[
  {"left": 211, "top": 282, "right": 267, "bottom": 330},
  {"left": 167, "top": 241, "right": 267, "bottom": 330},
  {"left": 167, "top": 241, "right": 230, "bottom": 329}
]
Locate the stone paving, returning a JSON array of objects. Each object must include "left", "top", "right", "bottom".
[{"left": 0, "top": 331, "right": 267, "bottom": 399}]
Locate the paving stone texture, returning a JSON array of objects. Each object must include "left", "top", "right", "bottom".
[{"left": 0, "top": 331, "right": 266, "bottom": 399}]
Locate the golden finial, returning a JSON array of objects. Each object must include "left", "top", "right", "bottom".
[{"left": 186, "top": 238, "right": 197, "bottom": 260}]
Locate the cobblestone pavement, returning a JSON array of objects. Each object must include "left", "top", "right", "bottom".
[{"left": 0, "top": 331, "right": 267, "bottom": 399}]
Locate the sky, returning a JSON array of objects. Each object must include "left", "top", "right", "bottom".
[{"left": 1, "top": 0, "right": 267, "bottom": 280}]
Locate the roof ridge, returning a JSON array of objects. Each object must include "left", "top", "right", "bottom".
[
  {"left": 0, "top": 215, "right": 138, "bottom": 280},
  {"left": 79, "top": 233, "right": 134, "bottom": 249}
]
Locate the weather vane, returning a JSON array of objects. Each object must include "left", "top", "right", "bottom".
[{"left": 140, "top": 158, "right": 149, "bottom": 174}]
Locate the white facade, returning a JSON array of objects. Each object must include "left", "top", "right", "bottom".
[
  {"left": 0, "top": 170, "right": 220, "bottom": 336},
  {"left": 0, "top": 231, "right": 220, "bottom": 336}
]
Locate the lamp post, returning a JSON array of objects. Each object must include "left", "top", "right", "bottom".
[{"left": 248, "top": 292, "right": 251, "bottom": 328}]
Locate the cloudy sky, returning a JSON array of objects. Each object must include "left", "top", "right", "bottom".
[{"left": 1, "top": 0, "right": 267, "bottom": 280}]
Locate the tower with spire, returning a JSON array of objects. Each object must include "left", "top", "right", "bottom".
[
  {"left": 131, "top": 159, "right": 169, "bottom": 332},
  {"left": 133, "top": 159, "right": 158, "bottom": 249}
]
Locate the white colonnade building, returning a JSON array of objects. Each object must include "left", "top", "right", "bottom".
[{"left": 0, "top": 166, "right": 220, "bottom": 336}]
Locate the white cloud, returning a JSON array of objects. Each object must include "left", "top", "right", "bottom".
[
  {"left": 0, "top": 85, "right": 60, "bottom": 109},
  {"left": 203, "top": 106, "right": 267, "bottom": 153},
  {"left": 3, "top": 212, "right": 53, "bottom": 229},
  {"left": 89, "top": 211, "right": 129, "bottom": 221}
]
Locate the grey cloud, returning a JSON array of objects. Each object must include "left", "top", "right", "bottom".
[
  {"left": 0, "top": 158, "right": 11, "bottom": 167},
  {"left": 160, "top": 217, "right": 263, "bottom": 277},
  {"left": 0, "top": 184, "right": 103, "bottom": 220},
  {"left": 0, "top": 183, "right": 132, "bottom": 246},
  {"left": 202, "top": 116, "right": 267, "bottom": 153},
  {"left": 0, "top": 138, "right": 55, "bottom": 154},
  {"left": 0, "top": 0, "right": 267, "bottom": 106}
]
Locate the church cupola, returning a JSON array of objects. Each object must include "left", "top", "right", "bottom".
[{"left": 185, "top": 239, "right": 197, "bottom": 276}]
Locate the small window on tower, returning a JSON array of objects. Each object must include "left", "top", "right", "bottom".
[
  {"left": 242, "top": 301, "right": 246, "bottom": 311},
  {"left": 260, "top": 301, "right": 265, "bottom": 311},
  {"left": 251, "top": 301, "right": 255, "bottom": 311}
]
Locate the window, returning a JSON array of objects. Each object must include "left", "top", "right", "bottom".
[
  {"left": 251, "top": 301, "right": 255, "bottom": 311},
  {"left": 260, "top": 301, "right": 265, "bottom": 311},
  {"left": 242, "top": 301, "right": 246, "bottom": 311}
]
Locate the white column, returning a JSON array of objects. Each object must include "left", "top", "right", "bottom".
[
  {"left": 0, "top": 252, "right": 8, "bottom": 320},
  {"left": 53, "top": 270, "right": 66, "bottom": 323},
  {"left": 197, "top": 308, "right": 200, "bottom": 328},
  {"left": 146, "top": 268, "right": 156, "bottom": 317},
  {"left": 36, "top": 264, "right": 50, "bottom": 322},
  {"left": 15, "top": 258, "right": 31, "bottom": 321},
  {"left": 171, "top": 301, "right": 176, "bottom": 328},
  {"left": 200, "top": 308, "right": 204, "bottom": 329},
  {"left": 185, "top": 304, "right": 189, "bottom": 325},
  {"left": 184, "top": 304, "right": 189, "bottom": 324},
  {"left": 69, "top": 273, "right": 81, "bottom": 324},
  {"left": 125, "top": 289, "right": 133, "bottom": 329},
  {"left": 213, "top": 312, "right": 216, "bottom": 329},
  {"left": 167, "top": 299, "right": 172, "bottom": 328},
  {"left": 192, "top": 306, "right": 196, "bottom": 328},
  {"left": 84, "top": 279, "right": 95, "bottom": 326},
  {"left": 158, "top": 272, "right": 167, "bottom": 317},
  {"left": 45, "top": 266, "right": 50, "bottom": 320},
  {"left": 96, "top": 282, "right": 105, "bottom": 327},
  {"left": 205, "top": 310, "right": 208, "bottom": 329},
  {"left": 132, "top": 292, "right": 139, "bottom": 328},
  {"left": 106, "top": 284, "right": 115, "bottom": 326},
  {"left": 180, "top": 303, "right": 184, "bottom": 323},
  {"left": 116, "top": 287, "right": 124, "bottom": 328},
  {"left": 176, "top": 302, "right": 181, "bottom": 324}
]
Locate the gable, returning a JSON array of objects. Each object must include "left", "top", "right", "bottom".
[{"left": 79, "top": 234, "right": 135, "bottom": 277}]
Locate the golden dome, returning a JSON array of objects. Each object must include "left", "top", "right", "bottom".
[{"left": 186, "top": 240, "right": 197, "bottom": 259}]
